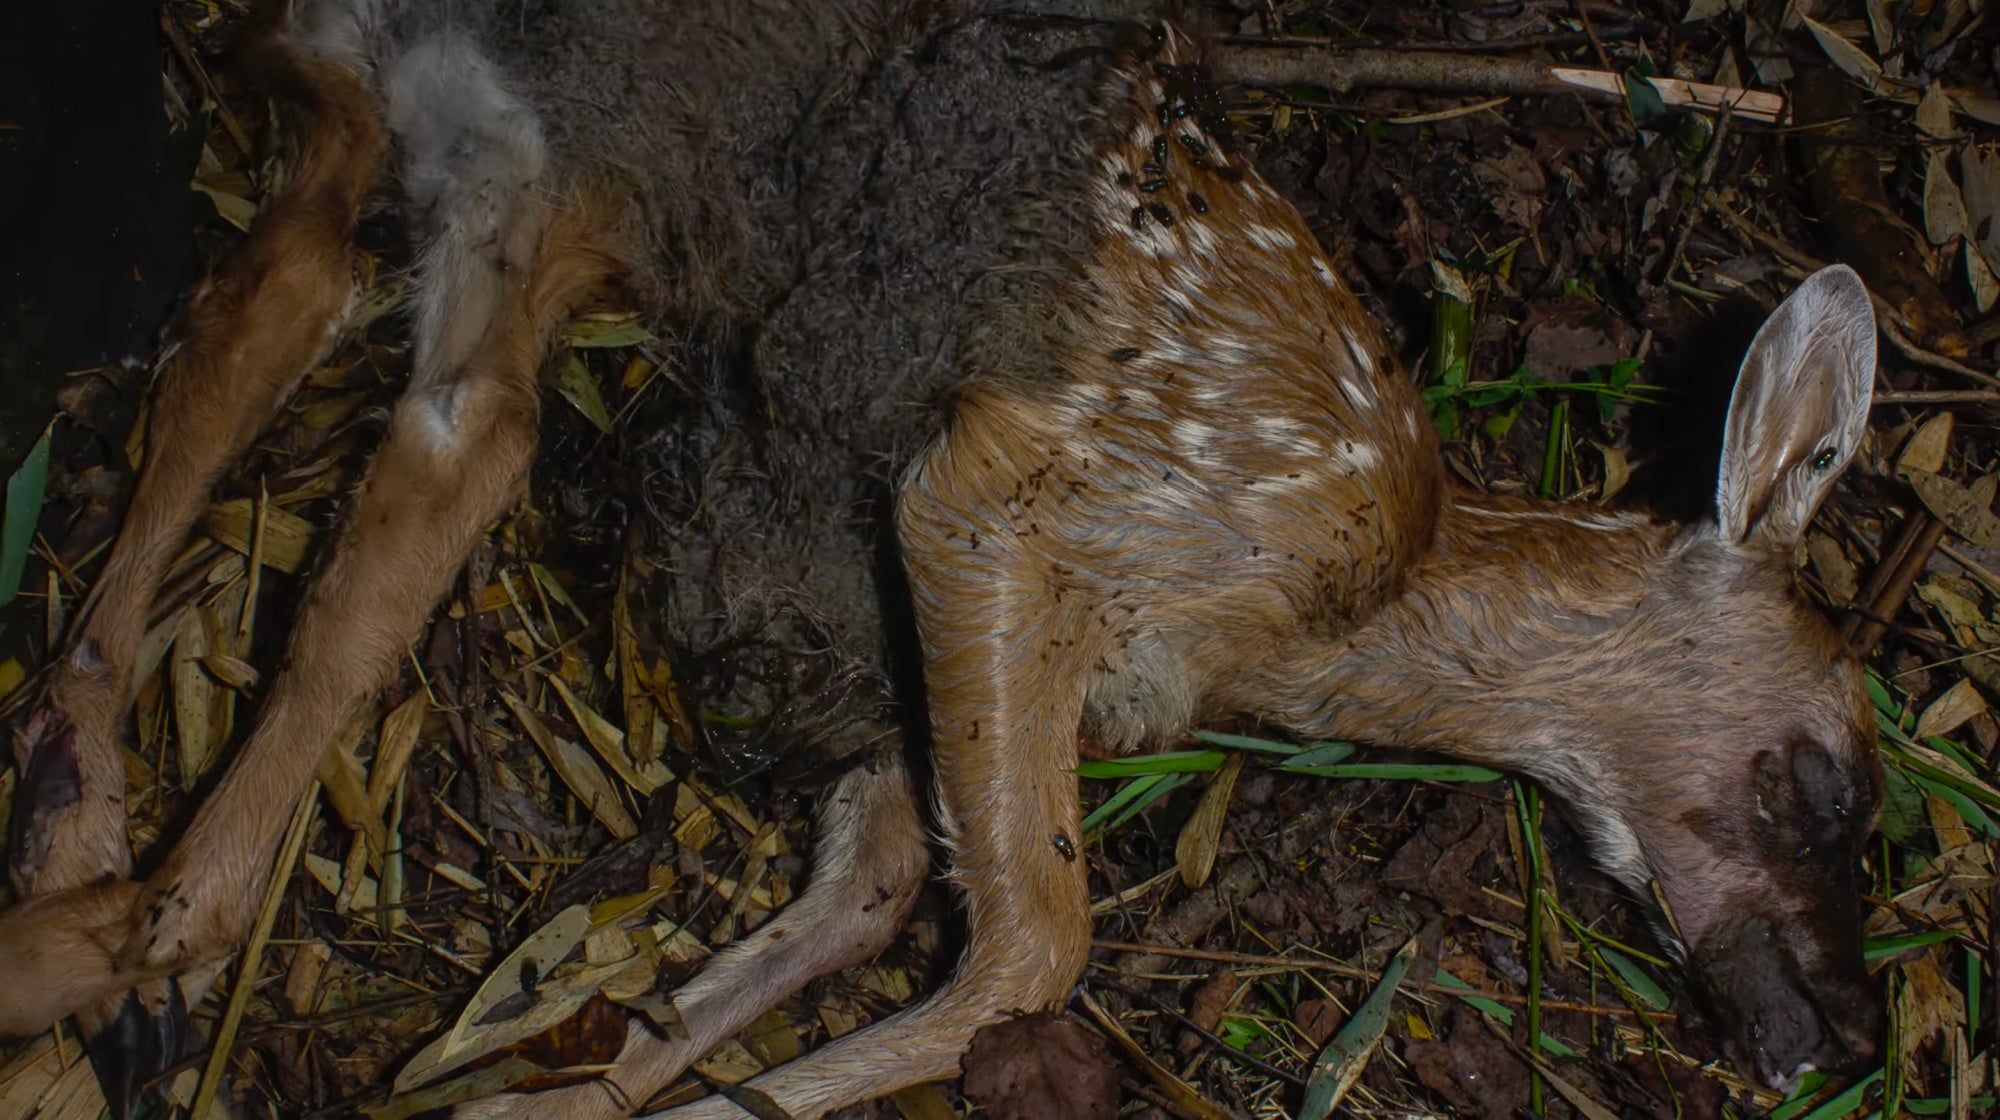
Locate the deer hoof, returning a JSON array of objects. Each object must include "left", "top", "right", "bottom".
[{"left": 86, "top": 979, "right": 189, "bottom": 1120}]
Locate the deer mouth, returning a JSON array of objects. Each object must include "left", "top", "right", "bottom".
[{"left": 1689, "top": 912, "right": 1881, "bottom": 1091}]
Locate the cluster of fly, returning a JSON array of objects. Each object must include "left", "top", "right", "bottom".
[{"left": 1120, "top": 44, "right": 1239, "bottom": 236}]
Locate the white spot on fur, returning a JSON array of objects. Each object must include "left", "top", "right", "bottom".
[
  {"left": 1311, "top": 258, "right": 1338, "bottom": 287},
  {"left": 1337, "top": 376, "right": 1374, "bottom": 413},
  {"left": 1244, "top": 223, "right": 1296, "bottom": 253},
  {"left": 1344, "top": 329, "right": 1373, "bottom": 375},
  {"left": 411, "top": 384, "right": 466, "bottom": 454},
  {"left": 1332, "top": 440, "right": 1380, "bottom": 472}
]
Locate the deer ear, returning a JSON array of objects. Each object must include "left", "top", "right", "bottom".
[{"left": 1715, "top": 265, "right": 1876, "bottom": 549}]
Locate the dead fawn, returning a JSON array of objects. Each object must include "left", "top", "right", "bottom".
[{"left": 0, "top": 2, "right": 1882, "bottom": 1116}]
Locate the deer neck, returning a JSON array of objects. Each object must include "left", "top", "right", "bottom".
[{"left": 1246, "top": 490, "right": 1683, "bottom": 781}]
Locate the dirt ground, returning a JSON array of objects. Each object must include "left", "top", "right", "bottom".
[{"left": 1, "top": 2, "right": 1996, "bottom": 1119}]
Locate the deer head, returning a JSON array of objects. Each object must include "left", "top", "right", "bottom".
[{"left": 1274, "top": 265, "right": 1884, "bottom": 1089}]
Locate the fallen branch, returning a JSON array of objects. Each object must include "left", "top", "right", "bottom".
[{"left": 1211, "top": 45, "right": 1783, "bottom": 123}]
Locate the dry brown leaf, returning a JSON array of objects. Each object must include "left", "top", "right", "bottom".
[
  {"left": 1917, "top": 82, "right": 1958, "bottom": 137},
  {"left": 395, "top": 904, "right": 600, "bottom": 1090},
  {"left": 200, "top": 652, "right": 260, "bottom": 692},
  {"left": 1927, "top": 149, "right": 1971, "bottom": 245},
  {"left": 285, "top": 941, "right": 333, "bottom": 1016},
  {"left": 691, "top": 1040, "right": 764, "bottom": 1085},
  {"left": 1967, "top": 237, "right": 2000, "bottom": 314},
  {"left": 1926, "top": 793, "right": 1974, "bottom": 854},
  {"left": 741, "top": 1007, "right": 803, "bottom": 1069},
  {"left": 1176, "top": 752, "right": 1242, "bottom": 888},
  {"left": 1803, "top": 17, "right": 1883, "bottom": 91},
  {"left": 204, "top": 498, "right": 316, "bottom": 574},
  {"left": 1907, "top": 470, "right": 2000, "bottom": 548},
  {"left": 1898, "top": 413, "right": 1955, "bottom": 477},
  {"left": 305, "top": 851, "right": 378, "bottom": 911},
  {"left": 1594, "top": 441, "right": 1631, "bottom": 504},
  {"left": 501, "top": 691, "right": 638, "bottom": 839},
  {"left": 1964, "top": 144, "right": 2000, "bottom": 275},
  {"left": 963, "top": 1012, "right": 1118, "bottom": 1120},
  {"left": 549, "top": 673, "right": 669, "bottom": 795},
  {"left": 369, "top": 692, "right": 428, "bottom": 815},
  {"left": 171, "top": 607, "right": 218, "bottom": 779},
  {"left": 1807, "top": 534, "right": 1860, "bottom": 604},
  {"left": 1897, "top": 952, "right": 1965, "bottom": 1082},
  {"left": 613, "top": 563, "right": 658, "bottom": 765},
  {"left": 1915, "top": 678, "right": 1988, "bottom": 741},
  {"left": 315, "top": 706, "right": 388, "bottom": 857}
]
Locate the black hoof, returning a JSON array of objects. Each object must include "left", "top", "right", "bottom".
[{"left": 86, "top": 982, "right": 189, "bottom": 1119}]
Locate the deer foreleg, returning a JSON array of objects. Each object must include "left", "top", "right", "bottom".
[
  {"left": 647, "top": 443, "right": 1097, "bottom": 1120},
  {"left": 2, "top": 36, "right": 384, "bottom": 1114}
]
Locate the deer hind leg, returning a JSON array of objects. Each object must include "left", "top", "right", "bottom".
[
  {"left": 0, "top": 17, "right": 612, "bottom": 1100},
  {"left": 451, "top": 753, "right": 930, "bottom": 1120},
  {"left": 1, "top": 29, "right": 385, "bottom": 1113},
  {"left": 644, "top": 434, "right": 1097, "bottom": 1120}
]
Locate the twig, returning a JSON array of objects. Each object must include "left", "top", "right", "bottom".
[
  {"left": 1845, "top": 512, "right": 1947, "bottom": 655},
  {"left": 1875, "top": 390, "right": 2000, "bottom": 405},
  {"left": 1659, "top": 107, "right": 1734, "bottom": 285},
  {"left": 1209, "top": 46, "right": 1781, "bottom": 122},
  {"left": 1091, "top": 940, "right": 1673, "bottom": 1020},
  {"left": 192, "top": 782, "right": 322, "bottom": 1120},
  {"left": 1093, "top": 978, "right": 1305, "bottom": 1088}
]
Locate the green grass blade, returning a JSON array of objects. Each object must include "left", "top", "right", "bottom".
[
  {"left": 1075, "top": 749, "right": 1226, "bottom": 779},
  {"left": 0, "top": 425, "right": 52, "bottom": 613}
]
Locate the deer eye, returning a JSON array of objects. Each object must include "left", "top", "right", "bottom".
[{"left": 1810, "top": 446, "right": 1838, "bottom": 470}]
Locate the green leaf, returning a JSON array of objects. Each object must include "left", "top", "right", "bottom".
[
  {"left": 1300, "top": 938, "right": 1416, "bottom": 1119},
  {"left": 1770, "top": 1066, "right": 1881, "bottom": 1120},
  {"left": 1075, "top": 749, "right": 1226, "bottom": 778},
  {"left": 1282, "top": 762, "right": 1504, "bottom": 783},
  {"left": 1279, "top": 742, "right": 1357, "bottom": 769},
  {"left": 1188, "top": 729, "right": 1304, "bottom": 755},
  {"left": 1623, "top": 47, "right": 1669, "bottom": 126},
  {"left": 1862, "top": 929, "right": 1959, "bottom": 961},
  {"left": 1597, "top": 946, "right": 1671, "bottom": 1010},
  {"left": 0, "top": 425, "right": 52, "bottom": 612},
  {"left": 1081, "top": 771, "right": 1193, "bottom": 836},
  {"left": 1876, "top": 765, "right": 1924, "bottom": 844}
]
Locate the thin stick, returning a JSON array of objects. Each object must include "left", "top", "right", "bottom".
[
  {"left": 1090, "top": 940, "right": 1673, "bottom": 1020},
  {"left": 191, "top": 782, "right": 321, "bottom": 1120}
]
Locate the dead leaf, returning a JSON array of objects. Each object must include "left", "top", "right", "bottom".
[
  {"left": 554, "top": 355, "right": 614, "bottom": 434},
  {"left": 1176, "top": 752, "right": 1242, "bottom": 888},
  {"left": 172, "top": 607, "right": 217, "bottom": 779},
  {"left": 963, "top": 1012, "right": 1118, "bottom": 1120},
  {"left": 204, "top": 498, "right": 316, "bottom": 574},
  {"left": 549, "top": 674, "right": 669, "bottom": 795},
  {"left": 1926, "top": 149, "right": 1970, "bottom": 245},
  {"left": 1803, "top": 17, "right": 1883, "bottom": 92},
  {"left": 368, "top": 693, "right": 428, "bottom": 816},
  {"left": 1898, "top": 413, "right": 1954, "bottom": 477},
  {"left": 501, "top": 691, "right": 638, "bottom": 839},
  {"left": 1915, "top": 678, "right": 1988, "bottom": 740},
  {"left": 1907, "top": 470, "right": 2000, "bottom": 548},
  {"left": 1916, "top": 83, "right": 1957, "bottom": 138},
  {"left": 395, "top": 905, "right": 599, "bottom": 1090}
]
